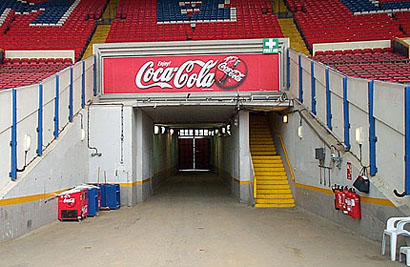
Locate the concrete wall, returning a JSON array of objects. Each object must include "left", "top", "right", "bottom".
[
  {"left": 88, "top": 106, "right": 155, "bottom": 205},
  {"left": 88, "top": 104, "right": 134, "bottom": 205},
  {"left": 5, "top": 50, "right": 75, "bottom": 62},
  {"left": 152, "top": 129, "right": 178, "bottom": 191},
  {"left": 0, "top": 113, "right": 89, "bottom": 242},
  {"left": 312, "top": 40, "right": 391, "bottom": 56},
  {"left": 134, "top": 109, "right": 154, "bottom": 202},
  {"left": 271, "top": 105, "right": 409, "bottom": 241},
  {"left": 212, "top": 111, "right": 251, "bottom": 203}
]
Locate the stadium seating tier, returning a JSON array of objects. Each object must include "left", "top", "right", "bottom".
[
  {"left": 313, "top": 49, "right": 410, "bottom": 85},
  {"left": 105, "top": 0, "right": 283, "bottom": 43}
]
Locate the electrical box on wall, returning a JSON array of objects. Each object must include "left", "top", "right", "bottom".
[{"left": 315, "top": 148, "right": 325, "bottom": 160}]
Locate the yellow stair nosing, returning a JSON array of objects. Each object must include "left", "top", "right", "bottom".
[
  {"left": 256, "top": 199, "right": 295, "bottom": 204},
  {"left": 255, "top": 205, "right": 295, "bottom": 208},
  {"left": 258, "top": 190, "right": 291, "bottom": 194},
  {"left": 256, "top": 194, "right": 293, "bottom": 199}
]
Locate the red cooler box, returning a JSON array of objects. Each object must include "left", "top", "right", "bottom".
[{"left": 58, "top": 188, "right": 88, "bottom": 221}]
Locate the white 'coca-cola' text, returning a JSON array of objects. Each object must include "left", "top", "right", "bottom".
[{"left": 135, "top": 60, "right": 218, "bottom": 89}]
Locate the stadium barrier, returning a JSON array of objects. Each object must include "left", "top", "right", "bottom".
[
  {"left": 312, "top": 40, "right": 391, "bottom": 56},
  {"left": 289, "top": 48, "right": 409, "bottom": 194},
  {"left": 0, "top": 56, "right": 95, "bottom": 189}
]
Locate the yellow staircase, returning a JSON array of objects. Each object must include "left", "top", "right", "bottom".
[
  {"left": 273, "top": 0, "right": 288, "bottom": 14},
  {"left": 102, "top": 0, "right": 120, "bottom": 21},
  {"left": 278, "top": 18, "right": 311, "bottom": 56},
  {"left": 82, "top": 0, "right": 120, "bottom": 59},
  {"left": 250, "top": 114, "right": 295, "bottom": 208},
  {"left": 82, "top": 25, "right": 111, "bottom": 59}
]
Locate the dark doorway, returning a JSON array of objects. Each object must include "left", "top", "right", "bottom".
[{"left": 178, "top": 129, "right": 211, "bottom": 171}]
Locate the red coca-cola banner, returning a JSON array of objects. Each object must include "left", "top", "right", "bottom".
[{"left": 103, "top": 54, "right": 279, "bottom": 94}]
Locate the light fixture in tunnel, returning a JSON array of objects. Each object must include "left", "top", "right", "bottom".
[
  {"left": 170, "top": 129, "right": 174, "bottom": 135},
  {"left": 161, "top": 127, "right": 166, "bottom": 134},
  {"left": 221, "top": 127, "right": 226, "bottom": 134},
  {"left": 154, "top": 125, "right": 159, "bottom": 135},
  {"left": 215, "top": 129, "right": 219, "bottom": 135},
  {"left": 233, "top": 118, "right": 238, "bottom": 127},
  {"left": 282, "top": 115, "right": 288, "bottom": 123}
]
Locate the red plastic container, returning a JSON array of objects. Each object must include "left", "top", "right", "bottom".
[{"left": 58, "top": 188, "right": 88, "bottom": 221}]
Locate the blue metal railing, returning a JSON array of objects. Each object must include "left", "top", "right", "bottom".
[
  {"left": 54, "top": 74, "right": 60, "bottom": 138},
  {"left": 287, "top": 48, "right": 290, "bottom": 89},
  {"left": 325, "top": 69, "right": 332, "bottom": 131},
  {"left": 82, "top": 61, "right": 86, "bottom": 108},
  {"left": 9, "top": 89, "right": 17, "bottom": 180},
  {"left": 311, "top": 61, "right": 316, "bottom": 115},
  {"left": 69, "top": 66, "right": 74, "bottom": 122},
  {"left": 343, "top": 76, "right": 350, "bottom": 151},
  {"left": 36, "top": 84, "right": 43, "bottom": 156},
  {"left": 368, "top": 80, "right": 377, "bottom": 176}
]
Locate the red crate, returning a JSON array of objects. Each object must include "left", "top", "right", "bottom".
[{"left": 58, "top": 189, "right": 88, "bottom": 221}]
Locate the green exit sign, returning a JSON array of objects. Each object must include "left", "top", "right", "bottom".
[{"left": 263, "top": 38, "right": 279, "bottom": 54}]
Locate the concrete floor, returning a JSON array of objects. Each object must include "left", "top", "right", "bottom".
[{"left": 0, "top": 173, "right": 403, "bottom": 267}]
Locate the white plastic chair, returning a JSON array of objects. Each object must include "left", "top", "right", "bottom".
[
  {"left": 399, "top": 246, "right": 410, "bottom": 266},
  {"left": 382, "top": 217, "right": 410, "bottom": 261}
]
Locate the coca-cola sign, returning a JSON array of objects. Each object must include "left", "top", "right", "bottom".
[{"left": 103, "top": 54, "right": 279, "bottom": 94}]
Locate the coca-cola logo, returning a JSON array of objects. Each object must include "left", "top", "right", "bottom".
[
  {"left": 62, "top": 194, "right": 75, "bottom": 208},
  {"left": 215, "top": 56, "right": 248, "bottom": 90},
  {"left": 134, "top": 56, "right": 248, "bottom": 91}
]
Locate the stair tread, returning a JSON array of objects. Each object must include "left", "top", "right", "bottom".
[
  {"left": 257, "top": 180, "right": 289, "bottom": 185},
  {"left": 256, "top": 199, "right": 295, "bottom": 204},
  {"left": 255, "top": 177, "right": 287, "bottom": 181},
  {"left": 257, "top": 185, "right": 290, "bottom": 190},
  {"left": 257, "top": 189, "right": 292, "bottom": 194},
  {"left": 255, "top": 205, "right": 295, "bottom": 208},
  {"left": 256, "top": 194, "right": 294, "bottom": 199}
]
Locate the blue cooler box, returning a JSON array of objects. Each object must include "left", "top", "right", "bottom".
[{"left": 96, "top": 184, "right": 120, "bottom": 210}]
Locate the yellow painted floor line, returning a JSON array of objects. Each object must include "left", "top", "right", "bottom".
[{"left": 295, "top": 182, "right": 396, "bottom": 207}]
